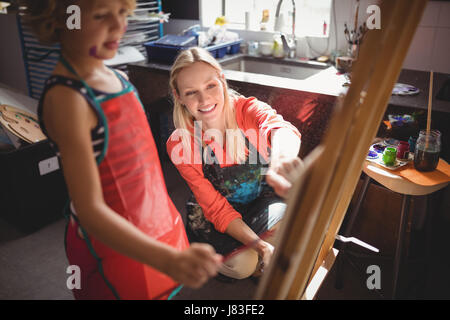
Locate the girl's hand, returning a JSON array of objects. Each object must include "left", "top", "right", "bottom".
[
  {"left": 266, "top": 156, "right": 304, "bottom": 199},
  {"left": 254, "top": 240, "right": 274, "bottom": 274},
  {"left": 166, "top": 243, "right": 222, "bottom": 288}
]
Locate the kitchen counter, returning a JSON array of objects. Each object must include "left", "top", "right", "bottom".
[
  {"left": 0, "top": 83, "right": 38, "bottom": 115},
  {"left": 390, "top": 69, "right": 450, "bottom": 114},
  {"left": 128, "top": 55, "right": 450, "bottom": 113},
  {"left": 127, "top": 55, "right": 450, "bottom": 160},
  {"left": 382, "top": 70, "right": 450, "bottom": 162},
  {"left": 128, "top": 53, "right": 347, "bottom": 99}
]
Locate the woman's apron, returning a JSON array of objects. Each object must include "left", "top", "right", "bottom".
[
  {"left": 186, "top": 133, "right": 285, "bottom": 255},
  {"left": 60, "top": 57, "right": 188, "bottom": 300}
]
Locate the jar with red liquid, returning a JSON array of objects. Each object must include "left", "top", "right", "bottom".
[
  {"left": 414, "top": 130, "right": 441, "bottom": 172},
  {"left": 396, "top": 141, "right": 410, "bottom": 159}
]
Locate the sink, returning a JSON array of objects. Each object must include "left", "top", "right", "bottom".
[
  {"left": 221, "top": 55, "right": 329, "bottom": 81},
  {"left": 218, "top": 54, "right": 345, "bottom": 96}
]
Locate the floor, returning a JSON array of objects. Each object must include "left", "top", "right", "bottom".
[{"left": 0, "top": 159, "right": 449, "bottom": 300}]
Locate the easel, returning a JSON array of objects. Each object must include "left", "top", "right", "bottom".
[{"left": 255, "top": 0, "right": 428, "bottom": 300}]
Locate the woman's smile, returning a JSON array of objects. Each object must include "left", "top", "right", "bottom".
[{"left": 198, "top": 104, "right": 217, "bottom": 113}]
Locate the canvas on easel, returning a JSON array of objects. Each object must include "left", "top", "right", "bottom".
[{"left": 255, "top": 0, "right": 429, "bottom": 300}]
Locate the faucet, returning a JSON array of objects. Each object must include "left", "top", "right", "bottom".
[{"left": 275, "top": 0, "right": 297, "bottom": 58}]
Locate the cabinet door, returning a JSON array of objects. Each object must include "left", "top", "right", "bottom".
[{"left": 162, "top": 0, "right": 199, "bottom": 20}]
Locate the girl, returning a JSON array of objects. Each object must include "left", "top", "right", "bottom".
[
  {"left": 167, "top": 47, "right": 302, "bottom": 280},
  {"left": 22, "top": 0, "right": 221, "bottom": 299}
]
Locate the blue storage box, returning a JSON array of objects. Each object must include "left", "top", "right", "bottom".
[
  {"left": 207, "top": 40, "right": 242, "bottom": 58},
  {"left": 145, "top": 39, "right": 243, "bottom": 65},
  {"left": 154, "top": 34, "right": 197, "bottom": 47}
]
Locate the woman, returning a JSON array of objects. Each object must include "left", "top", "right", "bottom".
[{"left": 166, "top": 47, "right": 302, "bottom": 280}]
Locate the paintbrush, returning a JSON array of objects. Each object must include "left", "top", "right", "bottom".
[
  {"left": 222, "top": 229, "right": 275, "bottom": 262},
  {"left": 354, "top": 0, "right": 360, "bottom": 44},
  {"left": 153, "top": 229, "right": 276, "bottom": 300},
  {"left": 426, "top": 70, "right": 433, "bottom": 148}
]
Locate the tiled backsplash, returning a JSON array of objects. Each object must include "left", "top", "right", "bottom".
[
  {"left": 311, "top": 0, "right": 450, "bottom": 73},
  {"left": 294, "top": 0, "right": 450, "bottom": 73},
  {"left": 402, "top": 1, "right": 450, "bottom": 73}
]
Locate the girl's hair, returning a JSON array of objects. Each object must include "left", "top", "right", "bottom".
[
  {"left": 19, "top": 0, "right": 136, "bottom": 45},
  {"left": 169, "top": 47, "right": 246, "bottom": 164}
]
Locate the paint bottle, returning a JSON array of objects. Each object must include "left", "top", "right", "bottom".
[
  {"left": 260, "top": 9, "right": 270, "bottom": 31},
  {"left": 382, "top": 147, "right": 397, "bottom": 166},
  {"left": 396, "top": 141, "right": 410, "bottom": 159}
]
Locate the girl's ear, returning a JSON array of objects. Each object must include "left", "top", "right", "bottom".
[{"left": 220, "top": 72, "right": 225, "bottom": 80}]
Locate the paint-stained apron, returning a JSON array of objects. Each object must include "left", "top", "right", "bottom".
[
  {"left": 186, "top": 133, "right": 286, "bottom": 255},
  {"left": 60, "top": 57, "right": 188, "bottom": 300}
]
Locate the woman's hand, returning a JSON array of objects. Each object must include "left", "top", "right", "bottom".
[
  {"left": 266, "top": 156, "right": 304, "bottom": 199},
  {"left": 254, "top": 240, "right": 274, "bottom": 274},
  {"left": 166, "top": 243, "right": 223, "bottom": 288}
]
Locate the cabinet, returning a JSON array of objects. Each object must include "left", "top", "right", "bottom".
[
  {"left": 0, "top": 140, "right": 68, "bottom": 233},
  {"left": 162, "top": 0, "right": 199, "bottom": 20}
]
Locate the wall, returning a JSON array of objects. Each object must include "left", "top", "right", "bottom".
[
  {"left": 0, "top": 13, "right": 28, "bottom": 95},
  {"left": 332, "top": 0, "right": 450, "bottom": 73},
  {"left": 402, "top": 0, "right": 450, "bottom": 73},
  {"left": 163, "top": 0, "right": 450, "bottom": 74}
]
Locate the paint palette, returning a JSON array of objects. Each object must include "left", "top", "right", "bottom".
[
  {"left": 367, "top": 156, "right": 411, "bottom": 170},
  {"left": 392, "top": 83, "right": 420, "bottom": 96},
  {"left": 0, "top": 105, "right": 47, "bottom": 144},
  {"left": 366, "top": 143, "right": 412, "bottom": 170}
]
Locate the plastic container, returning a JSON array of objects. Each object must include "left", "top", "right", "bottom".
[
  {"left": 145, "top": 39, "right": 243, "bottom": 65},
  {"left": 154, "top": 34, "right": 197, "bottom": 47}
]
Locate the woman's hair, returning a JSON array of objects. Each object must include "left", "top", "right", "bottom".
[
  {"left": 19, "top": 0, "right": 136, "bottom": 45},
  {"left": 169, "top": 47, "right": 246, "bottom": 164}
]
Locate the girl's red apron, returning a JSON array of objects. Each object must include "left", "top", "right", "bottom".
[{"left": 60, "top": 57, "right": 188, "bottom": 300}]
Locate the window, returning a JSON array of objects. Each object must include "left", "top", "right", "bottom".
[{"left": 200, "top": 0, "right": 332, "bottom": 37}]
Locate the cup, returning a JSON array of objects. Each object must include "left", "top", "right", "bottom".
[
  {"left": 382, "top": 147, "right": 397, "bottom": 166},
  {"left": 396, "top": 141, "right": 410, "bottom": 159},
  {"left": 259, "top": 41, "right": 273, "bottom": 56},
  {"left": 335, "top": 56, "right": 353, "bottom": 73}
]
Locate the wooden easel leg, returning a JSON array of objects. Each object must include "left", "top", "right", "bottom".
[{"left": 335, "top": 174, "right": 372, "bottom": 290}]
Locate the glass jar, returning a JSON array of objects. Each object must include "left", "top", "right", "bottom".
[{"left": 414, "top": 130, "right": 441, "bottom": 172}]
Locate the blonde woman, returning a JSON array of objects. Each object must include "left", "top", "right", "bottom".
[{"left": 167, "top": 47, "right": 302, "bottom": 280}]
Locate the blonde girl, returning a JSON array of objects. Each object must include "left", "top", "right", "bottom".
[{"left": 22, "top": 0, "right": 221, "bottom": 299}]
